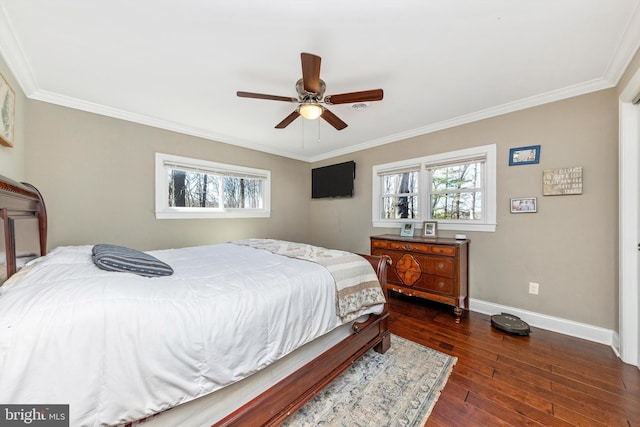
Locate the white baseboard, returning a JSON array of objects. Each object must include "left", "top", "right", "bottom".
[
  {"left": 470, "top": 298, "right": 616, "bottom": 348},
  {"left": 611, "top": 331, "right": 621, "bottom": 359}
]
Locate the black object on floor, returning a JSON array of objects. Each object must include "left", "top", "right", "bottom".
[{"left": 491, "top": 313, "right": 531, "bottom": 336}]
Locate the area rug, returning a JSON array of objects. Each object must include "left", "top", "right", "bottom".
[{"left": 282, "top": 334, "right": 457, "bottom": 427}]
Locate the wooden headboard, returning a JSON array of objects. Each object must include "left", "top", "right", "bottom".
[{"left": 0, "top": 175, "right": 47, "bottom": 280}]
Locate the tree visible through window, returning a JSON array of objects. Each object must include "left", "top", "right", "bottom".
[
  {"left": 155, "top": 153, "right": 270, "bottom": 219},
  {"left": 168, "top": 169, "right": 263, "bottom": 209},
  {"left": 381, "top": 170, "right": 419, "bottom": 219},
  {"left": 372, "top": 144, "right": 496, "bottom": 232},
  {"left": 430, "top": 162, "right": 482, "bottom": 220}
]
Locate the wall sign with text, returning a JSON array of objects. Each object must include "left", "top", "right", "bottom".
[{"left": 543, "top": 166, "right": 583, "bottom": 195}]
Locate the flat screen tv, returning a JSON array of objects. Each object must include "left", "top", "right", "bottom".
[{"left": 312, "top": 161, "right": 356, "bottom": 199}]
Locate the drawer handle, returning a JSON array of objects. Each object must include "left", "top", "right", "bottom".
[
  {"left": 438, "top": 281, "right": 445, "bottom": 289},
  {"left": 438, "top": 262, "right": 445, "bottom": 270}
]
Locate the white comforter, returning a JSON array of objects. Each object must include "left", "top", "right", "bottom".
[{"left": 0, "top": 244, "right": 383, "bottom": 426}]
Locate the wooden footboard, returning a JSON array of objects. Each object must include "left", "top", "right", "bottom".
[{"left": 216, "top": 253, "right": 391, "bottom": 427}]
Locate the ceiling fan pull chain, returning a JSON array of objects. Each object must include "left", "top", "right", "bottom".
[{"left": 317, "top": 119, "right": 321, "bottom": 142}]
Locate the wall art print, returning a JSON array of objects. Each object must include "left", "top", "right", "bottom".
[
  {"left": 509, "top": 145, "right": 540, "bottom": 166},
  {"left": 0, "top": 72, "right": 15, "bottom": 147},
  {"left": 543, "top": 166, "right": 583, "bottom": 195}
]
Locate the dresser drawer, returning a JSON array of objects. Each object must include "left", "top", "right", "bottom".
[
  {"left": 415, "top": 275, "right": 454, "bottom": 295},
  {"left": 406, "top": 243, "right": 455, "bottom": 256},
  {"left": 371, "top": 239, "right": 456, "bottom": 256},
  {"left": 425, "top": 256, "right": 455, "bottom": 278},
  {"left": 372, "top": 240, "right": 407, "bottom": 251}
]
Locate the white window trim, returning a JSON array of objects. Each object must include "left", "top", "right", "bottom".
[
  {"left": 372, "top": 144, "right": 496, "bottom": 232},
  {"left": 155, "top": 153, "right": 271, "bottom": 219}
]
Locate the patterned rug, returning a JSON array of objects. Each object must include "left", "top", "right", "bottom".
[{"left": 282, "top": 334, "right": 457, "bottom": 427}]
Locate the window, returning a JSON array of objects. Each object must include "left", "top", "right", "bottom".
[
  {"left": 380, "top": 166, "right": 420, "bottom": 220},
  {"left": 372, "top": 144, "right": 496, "bottom": 232},
  {"left": 155, "top": 153, "right": 271, "bottom": 219},
  {"left": 429, "top": 161, "right": 482, "bottom": 220}
]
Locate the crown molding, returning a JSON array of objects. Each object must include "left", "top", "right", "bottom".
[
  {"left": 604, "top": 1, "right": 640, "bottom": 85},
  {"left": 0, "top": 1, "right": 635, "bottom": 164},
  {"left": 307, "top": 77, "right": 613, "bottom": 162},
  {"left": 29, "top": 89, "right": 314, "bottom": 162},
  {"left": 27, "top": 76, "right": 615, "bottom": 164},
  {"left": 0, "top": 3, "right": 38, "bottom": 94}
]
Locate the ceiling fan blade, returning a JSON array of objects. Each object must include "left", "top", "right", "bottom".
[
  {"left": 324, "top": 89, "right": 384, "bottom": 105},
  {"left": 301, "top": 53, "right": 321, "bottom": 93},
  {"left": 275, "top": 110, "right": 301, "bottom": 129},
  {"left": 237, "top": 91, "right": 298, "bottom": 103},
  {"left": 321, "top": 108, "right": 348, "bottom": 131}
]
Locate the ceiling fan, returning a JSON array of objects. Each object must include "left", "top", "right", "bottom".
[{"left": 237, "top": 53, "right": 384, "bottom": 131}]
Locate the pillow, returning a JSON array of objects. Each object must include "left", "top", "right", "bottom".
[{"left": 92, "top": 244, "right": 174, "bottom": 278}]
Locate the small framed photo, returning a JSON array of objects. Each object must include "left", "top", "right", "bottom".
[
  {"left": 509, "top": 145, "right": 540, "bottom": 166},
  {"left": 423, "top": 221, "right": 437, "bottom": 237},
  {"left": 510, "top": 197, "right": 537, "bottom": 213},
  {"left": 400, "top": 222, "right": 415, "bottom": 237}
]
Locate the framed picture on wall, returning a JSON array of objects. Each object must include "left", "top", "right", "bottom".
[
  {"left": 0, "top": 71, "right": 15, "bottom": 147},
  {"left": 400, "top": 222, "right": 415, "bottom": 237},
  {"left": 510, "top": 197, "right": 537, "bottom": 213},
  {"left": 509, "top": 145, "right": 540, "bottom": 166}
]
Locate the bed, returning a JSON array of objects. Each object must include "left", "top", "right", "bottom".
[{"left": 0, "top": 175, "right": 391, "bottom": 427}]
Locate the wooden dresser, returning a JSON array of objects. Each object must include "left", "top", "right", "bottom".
[{"left": 370, "top": 234, "right": 469, "bottom": 322}]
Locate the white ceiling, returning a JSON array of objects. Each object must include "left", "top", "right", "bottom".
[{"left": 1, "top": 1, "right": 639, "bottom": 162}]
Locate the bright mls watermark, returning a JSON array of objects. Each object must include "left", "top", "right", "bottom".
[{"left": 0, "top": 405, "right": 69, "bottom": 426}]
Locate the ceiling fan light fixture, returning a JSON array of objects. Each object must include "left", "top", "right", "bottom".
[
  {"left": 298, "top": 103, "right": 323, "bottom": 120},
  {"left": 237, "top": 53, "right": 383, "bottom": 130}
]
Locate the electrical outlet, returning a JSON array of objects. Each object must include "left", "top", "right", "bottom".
[{"left": 529, "top": 282, "right": 539, "bottom": 295}]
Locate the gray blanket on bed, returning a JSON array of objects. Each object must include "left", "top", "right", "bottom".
[{"left": 231, "top": 239, "right": 386, "bottom": 322}]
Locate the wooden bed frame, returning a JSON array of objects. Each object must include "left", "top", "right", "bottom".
[
  {"left": 0, "top": 174, "right": 391, "bottom": 426},
  {"left": 0, "top": 175, "right": 47, "bottom": 279}
]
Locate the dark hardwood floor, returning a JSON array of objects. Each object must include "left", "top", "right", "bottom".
[{"left": 387, "top": 293, "right": 640, "bottom": 427}]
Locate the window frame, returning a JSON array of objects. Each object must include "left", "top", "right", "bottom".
[
  {"left": 155, "top": 153, "right": 271, "bottom": 219},
  {"left": 372, "top": 144, "right": 496, "bottom": 232}
]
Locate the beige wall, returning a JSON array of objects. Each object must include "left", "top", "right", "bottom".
[
  {"left": 17, "top": 78, "right": 621, "bottom": 331},
  {"left": 310, "top": 89, "right": 619, "bottom": 330},
  {"left": 25, "top": 101, "right": 311, "bottom": 251},
  {"left": 0, "top": 54, "right": 27, "bottom": 181}
]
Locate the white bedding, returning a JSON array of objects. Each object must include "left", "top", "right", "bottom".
[{"left": 0, "top": 243, "right": 384, "bottom": 427}]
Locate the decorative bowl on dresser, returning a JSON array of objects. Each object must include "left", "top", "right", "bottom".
[{"left": 370, "top": 234, "right": 469, "bottom": 322}]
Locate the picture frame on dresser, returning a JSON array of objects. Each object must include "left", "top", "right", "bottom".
[
  {"left": 423, "top": 221, "right": 437, "bottom": 237},
  {"left": 399, "top": 222, "right": 414, "bottom": 237}
]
